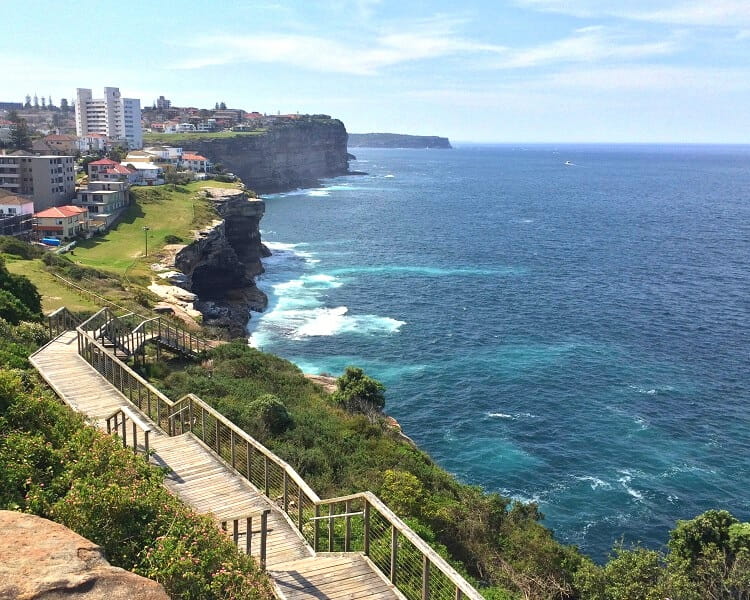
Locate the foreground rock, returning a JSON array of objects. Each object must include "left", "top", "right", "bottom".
[{"left": 0, "top": 510, "right": 169, "bottom": 600}]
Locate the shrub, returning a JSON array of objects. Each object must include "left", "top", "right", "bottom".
[
  {"left": 164, "top": 234, "right": 183, "bottom": 244},
  {"left": 0, "top": 236, "right": 43, "bottom": 259},
  {"left": 247, "top": 394, "right": 293, "bottom": 435}
]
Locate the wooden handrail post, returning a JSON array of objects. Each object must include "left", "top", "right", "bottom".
[
  {"left": 260, "top": 510, "right": 268, "bottom": 571},
  {"left": 246, "top": 516, "right": 252, "bottom": 555},
  {"left": 131, "top": 421, "right": 137, "bottom": 454},
  {"left": 455, "top": 589, "right": 463, "bottom": 600},
  {"left": 390, "top": 525, "right": 398, "bottom": 584},
  {"left": 144, "top": 430, "right": 150, "bottom": 455},
  {"left": 328, "top": 504, "right": 334, "bottom": 552},
  {"left": 363, "top": 500, "right": 370, "bottom": 556},
  {"left": 283, "top": 472, "right": 288, "bottom": 512},
  {"left": 230, "top": 430, "right": 236, "bottom": 468},
  {"left": 120, "top": 413, "right": 127, "bottom": 448},
  {"left": 422, "top": 555, "right": 431, "bottom": 600},
  {"left": 263, "top": 456, "right": 269, "bottom": 497},
  {"left": 345, "top": 499, "right": 352, "bottom": 552},
  {"left": 233, "top": 519, "right": 239, "bottom": 545},
  {"left": 298, "top": 487, "right": 303, "bottom": 531},
  {"left": 313, "top": 504, "right": 320, "bottom": 550}
]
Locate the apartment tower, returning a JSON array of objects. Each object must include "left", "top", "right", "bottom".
[{"left": 75, "top": 87, "right": 143, "bottom": 149}]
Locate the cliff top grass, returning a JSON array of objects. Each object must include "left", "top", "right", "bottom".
[
  {"left": 143, "top": 130, "right": 267, "bottom": 145},
  {"left": 4, "top": 257, "right": 100, "bottom": 313},
  {"left": 72, "top": 180, "right": 240, "bottom": 282}
]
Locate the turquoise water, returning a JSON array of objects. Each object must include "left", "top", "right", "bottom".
[{"left": 248, "top": 144, "right": 750, "bottom": 561}]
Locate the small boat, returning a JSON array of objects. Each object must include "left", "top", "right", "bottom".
[{"left": 564, "top": 160, "right": 574, "bottom": 166}]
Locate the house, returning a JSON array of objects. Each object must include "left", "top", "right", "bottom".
[
  {"left": 33, "top": 205, "right": 88, "bottom": 240},
  {"left": 123, "top": 150, "right": 154, "bottom": 163},
  {"left": 181, "top": 153, "right": 211, "bottom": 173},
  {"left": 0, "top": 154, "right": 75, "bottom": 211},
  {"left": 121, "top": 161, "right": 164, "bottom": 185},
  {"left": 32, "top": 134, "right": 78, "bottom": 156},
  {"left": 144, "top": 145, "right": 182, "bottom": 164},
  {"left": 77, "top": 133, "right": 110, "bottom": 153},
  {"left": 0, "top": 189, "right": 34, "bottom": 238},
  {"left": 87, "top": 158, "right": 139, "bottom": 185},
  {"left": 74, "top": 180, "right": 128, "bottom": 230}
]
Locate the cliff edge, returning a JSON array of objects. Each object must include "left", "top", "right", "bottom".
[
  {"left": 172, "top": 187, "right": 270, "bottom": 338},
  {"left": 146, "top": 117, "right": 350, "bottom": 193},
  {"left": 348, "top": 133, "right": 452, "bottom": 149}
]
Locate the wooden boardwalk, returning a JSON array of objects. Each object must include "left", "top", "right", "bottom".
[{"left": 30, "top": 331, "right": 403, "bottom": 600}]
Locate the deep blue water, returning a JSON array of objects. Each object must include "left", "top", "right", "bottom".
[{"left": 248, "top": 144, "right": 750, "bottom": 562}]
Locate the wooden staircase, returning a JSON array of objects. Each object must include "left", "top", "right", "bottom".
[{"left": 31, "top": 309, "right": 485, "bottom": 600}]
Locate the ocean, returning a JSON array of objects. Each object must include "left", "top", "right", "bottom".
[{"left": 248, "top": 144, "right": 750, "bottom": 562}]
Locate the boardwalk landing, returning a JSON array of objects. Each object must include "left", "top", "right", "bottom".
[{"left": 31, "top": 331, "right": 403, "bottom": 600}]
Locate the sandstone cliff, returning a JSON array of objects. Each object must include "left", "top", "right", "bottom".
[
  {"left": 163, "top": 117, "right": 350, "bottom": 193},
  {"left": 174, "top": 187, "right": 269, "bottom": 338},
  {"left": 348, "top": 132, "right": 452, "bottom": 149},
  {"left": 0, "top": 510, "right": 169, "bottom": 600}
]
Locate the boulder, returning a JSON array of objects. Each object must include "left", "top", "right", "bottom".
[{"left": 0, "top": 510, "right": 169, "bottom": 600}]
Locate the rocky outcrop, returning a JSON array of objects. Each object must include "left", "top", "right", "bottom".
[
  {"left": 173, "top": 117, "right": 349, "bottom": 193},
  {"left": 348, "top": 133, "right": 452, "bottom": 149},
  {"left": 174, "top": 187, "right": 270, "bottom": 338},
  {"left": 0, "top": 510, "right": 169, "bottom": 600}
]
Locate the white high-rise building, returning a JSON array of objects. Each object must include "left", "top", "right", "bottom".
[{"left": 75, "top": 87, "right": 143, "bottom": 149}]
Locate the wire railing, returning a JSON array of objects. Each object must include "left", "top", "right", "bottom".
[
  {"left": 71, "top": 307, "right": 485, "bottom": 600},
  {"left": 47, "top": 306, "right": 81, "bottom": 340}
]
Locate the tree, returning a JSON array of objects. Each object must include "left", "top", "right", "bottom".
[
  {"left": 6, "top": 111, "right": 32, "bottom": 151},
  {"left": 331, "top": 366, "right": 385, "bottom": 416},
  {"left": 215, "top": 102, "right": 219, "bottom": 110},
  {"left": 107, "top": 145, "right": 127, "bottom": 162},
  {"left": 0, "top": 258, "right": 42, "bottom": 324},
  {"left": 219, "top": 102, "right": 227, "bottom": 110}
]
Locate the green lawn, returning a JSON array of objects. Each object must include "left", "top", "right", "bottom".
[
  {"left": 143, "top": 130, "right": 266, "bottom": 145},
  {"left": 72, "top": 181, "right": 239, "bottom": 279},
  {"left": 5, "top": 258, "right": 100, "bottom": 313}
]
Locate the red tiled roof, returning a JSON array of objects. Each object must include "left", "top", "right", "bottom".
[
  {"left": 183, "top": 153, "right": 207, "bottom": 161},
  {"left": 0, "top": 119, "right": 14, "bottom": 126},
  {"left": 84, "top": 133, "right": 107, "bottom": 138},
  {"left": 34, "top": 205, "right": 88, "bottom": 218},
  {"left": 104, "top": 164, "right": 134, "bottom": 174},
  {"left": 89, "top": 158, "right": 119, "bottom": 166},
  {"left": 45, "top": 134, "right": 77, "bottom": 141}
]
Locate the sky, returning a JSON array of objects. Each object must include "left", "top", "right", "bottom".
[{"left": 3, "top": 0, "right": 750, "bottom": 143}]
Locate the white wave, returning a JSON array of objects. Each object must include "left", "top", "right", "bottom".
[
  {"left": 488, "top": 412, "right": 514, "bottom": 419},
  {"left": 575, "top": 475, "right": 612, "bottom": 490},
  {"left": 308, "top": 189, "right": 330, "bottom": 197},
  {"left": 384, "top": 174, "right": 395, "bottom": 178},
  {"left": 617, "top": 473, "right": 644, "bottom": 501}
]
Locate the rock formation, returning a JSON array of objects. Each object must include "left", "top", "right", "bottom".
[
  {"left": 174, "top": 187, "right": 269, "bottom": 337},
  {"left": 0, "top": 510, "right": 169, "bottom": 600},
  {"left": 347, "top": 133, "right": 452, "bottom": 149},
  {"left": 171, "top": 117, "right": 350, "bottom": 193}
]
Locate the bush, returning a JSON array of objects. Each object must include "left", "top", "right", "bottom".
[
  {"left": 164, "top": 234, "right": 183, "bottom": 244},
  {"left": 247, "top": 394, "right": 293, "bottom": 435},
  {"left": 331, "top": 366, "right": 386, "bottom": 416},
  {"left": 0, "top": 237, "right": 43, "bottom": 259}
]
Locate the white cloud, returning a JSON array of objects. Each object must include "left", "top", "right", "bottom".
[
  {"left": 516, "top": 0, "right": 750, "bottom": 27},
  {"left": 490, "top": 27, "right": 679, "bottom": 69},
  {"left": 176, "top": 17, "right": 507, "bottom": 75}
]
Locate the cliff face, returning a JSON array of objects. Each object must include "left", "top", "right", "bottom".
[
  {"left": 179, "top": 118, "right": 349, "bottom": 193},
  {"left": 175, "top": 188, "right": 269, "bottom": 337},
  {"left": 348, "top": 133, "right": 452, "bottom": 149}
]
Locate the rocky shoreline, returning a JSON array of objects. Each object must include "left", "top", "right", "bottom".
[{"left": 150, "top": 187, "right": 270, "bottom": 339}]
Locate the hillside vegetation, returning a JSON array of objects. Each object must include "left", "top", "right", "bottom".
[{"left": 4, "top": 234, "right": 750, "bottom": 599}]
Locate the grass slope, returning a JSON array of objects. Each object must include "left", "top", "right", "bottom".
[
  {"left": 73, "top": 181, "right": 238, "bottom": 280},
  {"left": 143, "top": 130, "right": 266, "bottom": 145}
]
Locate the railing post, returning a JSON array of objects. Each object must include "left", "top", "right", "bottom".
[
  {"left": 264, "top": 456, "right": 269, "bottom": 497},
  {"left": 201, "top": 405, "right": 205, "bottom": 440},
  {"left": 328, "top": 504, "right": 335, "bottom": 552},
  {"left": 106, "top": 416, "right": 112, "bottom": 434},
  {"left": 120, "top": 414, "right": 127, "bottom": 448},
  {"left": 363, "top": 500, "right": 370, "bottom": 556},
  {"left": 283, "top": 472, "right": 288, "bottom": 513},
  {"left": 188, "top": 397, "right": 193, "bottom": 432},
  {"left": 246, "top": 516, "right": 252, "bottom": 555},
  {"left": 231, "top": 430, "right": 236, "bottom": 469},
  {"left": 314, "top": 504, "right": 320, "bottom": 551},
  {"left": 422, "top": 556, "right": 430, "bottom": 600},
  {"left": 390, "top": 525, "right": 398, "bottom": 584},
  {"left": 144, "top": 430, "right": 150, "bottom": 455},
  {"left": 455, "top": 589, "right": 463, "bottom": 600},
  {"left": 215, "top": 418, "right": 220, "bottom": 454},
  {"left": 246, "top": 440, "right": 252, "bottom": 483},
  {"left": 132, "top": 421, "right": 138, "bottom": 454},
  {"left": 297, "top": 487, "right": 303, "bottom": 532},
  {"left": 233, "top": 519, "right": 239, "bottom": 545},
  {"left": 345, "top": 499, "right": 352, "bottom": 552},
  {"left": 260, "top": 510, "right": 268, "bottom": 571}
]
